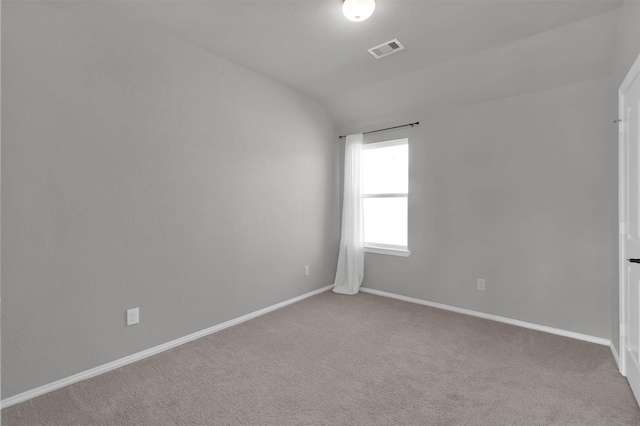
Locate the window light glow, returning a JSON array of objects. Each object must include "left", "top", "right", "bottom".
[{"left": 362, "top": 139, "right": 409, "bottom": 249}]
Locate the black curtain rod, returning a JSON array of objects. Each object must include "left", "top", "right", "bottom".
[{"left": 338, "top": 121, "right": 420, "bottom": 139}]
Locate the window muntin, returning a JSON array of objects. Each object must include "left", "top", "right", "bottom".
[{"left": 362, "top": 139, "right": 409, "bottom": 254}]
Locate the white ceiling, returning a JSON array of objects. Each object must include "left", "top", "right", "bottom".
[{"left": 70, "top": 1, "right": 624, "bottom": 127}]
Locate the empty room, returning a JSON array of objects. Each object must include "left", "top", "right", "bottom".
[{"left": 2, "top": 0, "right": 640, "bottom": 424}]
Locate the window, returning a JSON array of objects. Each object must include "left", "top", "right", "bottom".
[{"left": 362, "top": 138, "right": 410, "bottom": 257}]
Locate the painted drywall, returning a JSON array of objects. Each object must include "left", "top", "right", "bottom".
[
  {"left": 612, "top": 0, "right": 640, "bottom": 87},
  {"left": 1, "top": 2, "right": 339, "bottom": 398},
  {"left": 116, "top": 1, "right": 621, "bottom": 129},
  {"left": 341, "top": 77, "right": 616, "bottom": 339},
  {"left": 329, "top": 8, "right": 619, "bottom": 129},
  {"left": 611, "top": 0, "right": 640, "bottom": 354}
]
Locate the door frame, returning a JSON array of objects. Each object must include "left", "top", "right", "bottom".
[{"left": 619, "top": 53, "right": 640, "bottom": 377}]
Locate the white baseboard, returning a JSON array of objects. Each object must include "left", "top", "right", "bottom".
[
  {"left": 611, "top": 342, "right": 621, "bottom": 371},
  {"left": 1, "top": 285, "right": 334, "bottom": 409},
  {"left": 359, "top": 287, "right": 611, "bottom": 346}
]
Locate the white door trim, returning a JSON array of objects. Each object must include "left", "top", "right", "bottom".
[{"left": 619, "top": 53, "right": 640, "bottom": 378}]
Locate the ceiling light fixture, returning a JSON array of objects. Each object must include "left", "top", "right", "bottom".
[{"left": 342, "top": 0, "right": 375, "bottom": 22}]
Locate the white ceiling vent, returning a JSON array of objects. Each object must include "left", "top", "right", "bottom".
[{"left": 368, "top": 39, "right": 405, "bottom": 59}]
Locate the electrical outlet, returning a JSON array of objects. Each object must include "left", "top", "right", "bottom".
[
  {"left": 304, "top": 266, "right": 310, "bottom": 276},
  {"left": 127, "top": 307, "right": 139, "bottom": 326},
  {"left": 477, "top": 279, "right": 485, "bottom": 291}
]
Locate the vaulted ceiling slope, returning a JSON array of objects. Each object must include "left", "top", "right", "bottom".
[{"left": 67, "top": 1, "right": 625, "bottom": 127}]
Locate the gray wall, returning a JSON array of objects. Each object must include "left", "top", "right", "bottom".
[
  {"left": 610, "top": 0, "right": 640, "bottom": 354},
  {"left": 342, "top": 77, "right": 616, "bottom": 340},
  {"left": 1, "top": 2, "right": 339, "bottom": 398}
]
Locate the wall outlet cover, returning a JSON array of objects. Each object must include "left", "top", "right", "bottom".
[
  {"left": 127, "top": 307, "right": 140, "bottom": 326},
  {"left": 477, "top": 279, "right": 485, "bottom": 291}
]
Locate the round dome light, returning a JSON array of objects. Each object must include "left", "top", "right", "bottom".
[{"left": 342, "top": 0, "right": 375, "bottom": 23}]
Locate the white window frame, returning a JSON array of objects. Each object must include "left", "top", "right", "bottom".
[{"left": 362, "top": 138, "right": 410, "bottom": 257}]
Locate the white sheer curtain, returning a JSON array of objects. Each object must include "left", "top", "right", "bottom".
[{"left": 333, "top": 133, "right": 364, "bottom": 295}]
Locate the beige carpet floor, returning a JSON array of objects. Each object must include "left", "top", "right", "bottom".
[{"left": 3, "top": 291, "right": 640, "bottom": 425}]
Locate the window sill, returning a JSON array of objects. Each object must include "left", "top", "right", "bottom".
[{"left": 364, "top": 246, "right": 411, "bottom": 257}]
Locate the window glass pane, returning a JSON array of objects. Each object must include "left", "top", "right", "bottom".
[
  {"left": 363, "top": 197, "right": 407, "bottom": 246},
  {"left": 363, "top": 143, "right": 408, "bottom": 195}
]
